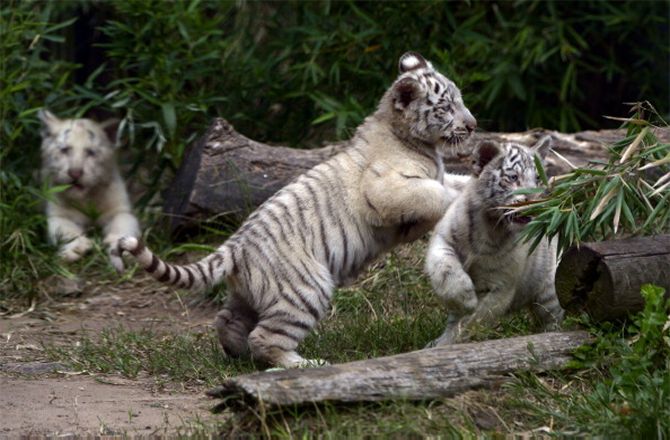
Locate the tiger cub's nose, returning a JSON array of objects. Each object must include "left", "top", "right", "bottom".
[
  {"left": 68, "top": 168, "right": 83, "bottom": 180},
  {"left": 465, "top": 116, "right": 477, "bottom": 133}
]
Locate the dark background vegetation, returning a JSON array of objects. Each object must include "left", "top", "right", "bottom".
[{"left": 1, "top": 0, "right": 669, "bottom": 296}]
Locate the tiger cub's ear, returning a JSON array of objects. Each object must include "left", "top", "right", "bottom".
[
  {"left": 398, "top": 51, "right": 429, "bottom": 73},
  {"left": 472, "top": 140, "right": 503, "bottom": 176},
  {"left": 99, "top": 117, "right": 122, "bottom": 147},
  {"left": 392, "top": 77, "right": 422, "bottom": 110},
  {"left": 531, "top": 135, "right": 553, "bottom": 159},
  {"left": 38, "top": 109, "right": 63, "bottom": 138}
]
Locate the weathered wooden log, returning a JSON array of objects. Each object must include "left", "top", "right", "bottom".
[
  {"left": 162, "top": 118, "right": 347, "bottom": 233},
  {"left": 207, "top": 331, "right": 590, "bottom": 408},
  {"left": 165, "top": 118, "right": 670, "bottom": 235},
  {"left": 555, "top": 235, "right": 670, "bottom": 321}
]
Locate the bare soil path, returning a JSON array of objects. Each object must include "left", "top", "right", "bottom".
[{"left": 0, "top": 276, "right": 220, "bottom": 437}]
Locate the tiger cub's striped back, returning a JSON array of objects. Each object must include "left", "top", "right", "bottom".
[{"left": 119, "top": 52, "right": 476, "bottom": 368}]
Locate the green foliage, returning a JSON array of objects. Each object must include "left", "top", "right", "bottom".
[
  {"left": 92, "top": 0, "right": 237, "bottom": 169},
  {"left": 0, "top": 1, "right": 78, "bottom": 148},
  {"left": 519, "top": 102, "right": 670, "bottom": 254},
  {"left": 572, "top": 285, "right": 670, "bottom": 437},
  {"left": 511, "top": 285, "right": 670, "bottom": 438},
  {"left": 0, "top": 2, "right": 81, "bottom": 302}
]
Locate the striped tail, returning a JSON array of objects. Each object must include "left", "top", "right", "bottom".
[{"left": 117, "top": 236, "right": 232, "bottom": 291}]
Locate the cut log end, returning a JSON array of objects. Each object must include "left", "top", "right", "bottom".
[
  {"left": 555, "top": 246, "right": 608, "bottom": 313},
  {"left": 556, "top": 235, "right": 670, "bottom": 320}
]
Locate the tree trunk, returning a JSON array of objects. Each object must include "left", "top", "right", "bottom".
[
  {"left": 207, "top": 331, "right": 590, "bottom": 409},
  {"left": 164, "top": 119, "right": 670, "bottom": 236},
  {"left": 555, "top": 235, "right": 670, "bottom": 320}
]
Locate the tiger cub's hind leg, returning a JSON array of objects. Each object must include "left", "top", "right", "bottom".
[
  {"left": 247, "top": 297, "right": 326, "bottom": 369},
  {"left": 529, "top": 281, "right": 564, "bottom": 332},
  {"left": 214, "top": 294, "right": 258, "bottom": 358}
]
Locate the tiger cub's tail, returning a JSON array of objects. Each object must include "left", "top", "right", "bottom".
[{"left": 117, "top": 236, "right": 232, "bottom": 291}]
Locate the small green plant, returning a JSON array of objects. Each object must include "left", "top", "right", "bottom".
[
  {"left": 509, "top": 285, "right": 669, "bottom": 438},
  {"left": 592, "top": 284, "right": 670, "bottom": 438}
]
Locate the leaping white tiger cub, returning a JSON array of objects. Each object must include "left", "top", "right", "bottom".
[
  {"left": 39, "top": 110, "right": 140, "bottom": 272},
  {"left": 425, "top": 137, "right": 564, "bottom": 346},
  {"left": 118, "top": 52, "right": 477, "bottom": 368}
]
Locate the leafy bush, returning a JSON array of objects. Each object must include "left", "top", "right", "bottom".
[{"left": 0, "top": 2, "right": 81, "bottom": 301}]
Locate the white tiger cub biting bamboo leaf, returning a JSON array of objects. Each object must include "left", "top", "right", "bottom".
[
  {"left": 39, "top": 110, "right": 140, "bottom": 272},
  {"left": 425, "top": 136, "right": 564, "bottom": 346},
  {"left": 117, "top": 51, "right": 476, "bottom": 368}
]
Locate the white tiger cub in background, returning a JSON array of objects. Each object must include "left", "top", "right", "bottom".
[
  {"left": 425, "top": 136, "right": 564, "bottom": 346},
  {"left": 117, "top": 51, "right": 477, "bottom": 369},
  {"left": 39, "top": 109, "right": 140, "bottom": 272}
]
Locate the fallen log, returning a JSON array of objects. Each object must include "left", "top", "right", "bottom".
[
  {"left": 162, "top": 118, "right": 347, "bottom": 234},
  {"left": 207, "top": 331, "right": 590, "bottom": 409},
  {"left": 164, "top": 118, "right": 670, "bottom": 235},
  {"left": 555, "top": 235, "right": 670, "bottom": 321}
]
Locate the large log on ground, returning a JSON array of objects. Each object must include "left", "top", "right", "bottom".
[
  {"left": 555, "top": 235, "right": 670, "bottom": 321},
  {"left": 207, "top": 331, "right": 590, "bottom": 409},
  {"left": 165, "top": 119, "right": 670, "bottom": 235}
]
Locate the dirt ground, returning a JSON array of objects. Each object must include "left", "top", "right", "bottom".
[{"left": 0, "top": 275, "right": 221, "bottom": 437}]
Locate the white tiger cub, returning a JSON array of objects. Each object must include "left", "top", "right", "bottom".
[
  {"left": 118, "top": 52, "right": 477, "bottom": 369},
  {"left": 39, "top": 109, "right": 140, "bottom": 272},
  {"left": 425, "top": 137, "right": 564, "bottom": 346}
]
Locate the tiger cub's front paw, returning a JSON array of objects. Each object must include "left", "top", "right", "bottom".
[
  {"left": 104, "top": 235, "right": 129, "bottom": 273},
  {"left": 59, "top": 236, "right": 93, "bottom": 262},
  {"left": 443, "top": 273, "right": 478, "bottom": 314}
]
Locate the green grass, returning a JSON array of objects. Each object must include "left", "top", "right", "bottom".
[
  {"left": 34, "top": 242, "right": 565, "bottom": 436},
  {"left": 42, "top": 242, "right": 670, "bottom": 437},
  {"left": 44, "top": 242, "right": 541, "bottom": 382},
  {"left": 46, "top": 326, "right": 257, "bottom": 385}
]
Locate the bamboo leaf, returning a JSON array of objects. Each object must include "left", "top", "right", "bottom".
[
  {"left": 650, "top": 180, "right": 670, "bottom": 197},
  {"left": 613, "top": 191, "right": 623, "bottom": 234},
  {"left": 621, "top": 196, "right": 636, "bottom": 230},
  {"left": 573, "top": 169, "right": 607, "bottom": 176},
  {"left": 534, "top": 154, "right": 549, "bottom": 186},
  {"left": 547, "top": 208, "right": 563, "bottom": 235},
  {"left": 312, "top": 112, "right": 336, "bottom": 125},
  {"left": 550, "top": 148, "right": 577, "bottom": 170},
  {"left": 511, "top": 187, "right": 545, "bottom": 195},
  {"left": 602, "top": 116, "right": 650, "bottom": 125},
  {"left": 642, "top": 192, "right": 669, "bottom": 229},
  {"left": 161, "top": 102, "right": 176, "bottom": 139},
  {"left": 569, "top": 211, "right": 580, "bottom": 245},
  {"left": 619, "top": 126, "right": 648, "bottom": 163},
  {"left": 653, "top": 171, "right": 670, "bottom": 188},
  {"left": 589, "top": 181, "right": 619, "bottom": 221}
]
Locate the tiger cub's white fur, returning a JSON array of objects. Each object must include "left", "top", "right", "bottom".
[
  {"left": 39, "top": 110, "right": 140, "bottom": 272},
  {"left": 118, "top": 52, "right": 477, "bottom": 368},
  {"left": 425, "top": 137, "right": 564, "bottom": 346}
]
